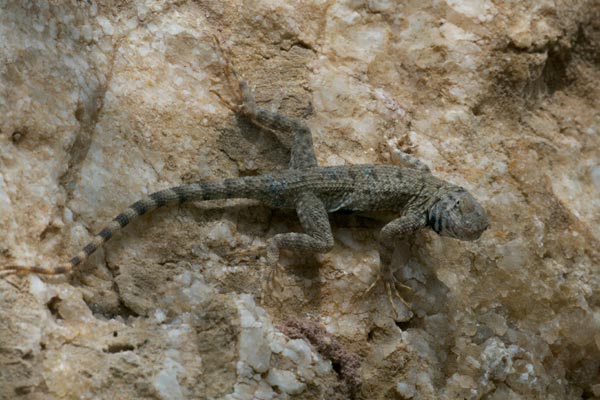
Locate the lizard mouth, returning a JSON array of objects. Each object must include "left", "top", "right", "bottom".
[{"left": 454, "top": 202, "right": 490, "bottom": 240}]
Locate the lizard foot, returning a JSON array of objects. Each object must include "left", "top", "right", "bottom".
[
  {"left": 258, "top": 242, "right": 287, "bottom": 304},
  {"left": 259, "top": 262, "right": 286, "bottom": 305},
  {"left": 210, "top": 35, "right": 254, "bottom": 114},
  {"left": 363, "top": 269, "right": 412, "bottom": 319}
]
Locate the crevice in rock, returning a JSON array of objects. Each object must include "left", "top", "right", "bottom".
[
  {"left": 46, "top": 296, "right": 62, "bottom": 319},
  {"left": 572, "top": 9, "right": 600, "bottom": 66},
  {"left": 484, "top": 9, "right": 600, "bottom": 119},
  {"left": 538, "top": 43, "right": 572, "bottom": 95},
  {"left": 103, "top": 343, "right": 135, "bottom": 353},
  {"left": 394, "top": 319, "right": 413, "bottom": 331},
  {"left": 10, "top": 128, "right": 26, "bottom": 144},
  {"left": 113, "top": 295, "right": 141, "bottom": 320},
  {"left": 59, "top": 80, "right": 109, "bottom": 196},
  {"left": 58, "top": 33, "right": 129, "bottom": 200},
  {"left": 500, "top": 39, "right": 573, "bottom": 104},
  {"left": 14, "top": 386, "right": 33, "bottom": 396}
]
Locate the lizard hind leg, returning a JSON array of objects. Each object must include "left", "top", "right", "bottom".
[
  {"left": 211, "top": 35, "right": 318, "bottom": 170},
  {"left": 389, "top": 143, "right": 431, "bottom": 174},
  {"left": 263, "top": 191, "right": 333, "bottom": 296}
]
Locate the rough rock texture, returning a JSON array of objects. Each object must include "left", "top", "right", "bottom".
[{"left": 1, "top": 1, "right": 600, "bottom": 399}]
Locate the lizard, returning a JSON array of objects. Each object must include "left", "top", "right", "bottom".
[{"left": 1, "top": 43, "right": 489, "bottom": 308}]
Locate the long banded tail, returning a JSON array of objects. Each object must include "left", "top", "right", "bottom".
[{"left": 2, "top": 178, "right": 262, "bottom": 276}]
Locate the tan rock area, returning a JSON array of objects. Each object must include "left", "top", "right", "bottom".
[{"left": 1, "top": 1, "right": 599, "bottom": 399}]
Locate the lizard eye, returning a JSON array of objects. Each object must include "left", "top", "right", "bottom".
[{"left": 454, "top": 199, "right": 461, "bottom": 211}]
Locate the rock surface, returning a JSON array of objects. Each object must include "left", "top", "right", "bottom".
[{"left": 1, "top": 1, "right": 600, "bottom": 399}]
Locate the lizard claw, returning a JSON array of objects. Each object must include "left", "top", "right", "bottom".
[
  {"left": 363, "top": 273, "right": 381, "bottom": 296},
  {"left": 384, "top": 279, "right": 411, "bottom": 309},
  {"left": 210, "top": 34, "right": 250, "bottom": 113},
  {"left": 259, "top": 242, "right": 286, "bottom": 304},
  {"left": 260, "top": 261, "right": 286, "bottom": 305},
  {"left": 362, "top": 267, "right": 412, "bottom": 319}
]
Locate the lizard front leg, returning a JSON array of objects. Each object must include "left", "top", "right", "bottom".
[
  {"left": 372, "top": 214, "right": 427, "bottom": 310},
  {"left": 378, "top": 214, "right": 427, "bottom": 267}
]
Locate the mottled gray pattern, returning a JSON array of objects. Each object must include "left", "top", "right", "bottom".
[{"left": 2, "top": 66, "right": 489, "bottom": 287}]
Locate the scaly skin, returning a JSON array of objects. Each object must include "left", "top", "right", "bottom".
[{"left": 2, "top": 43, "right": 489, "bottom": 315}]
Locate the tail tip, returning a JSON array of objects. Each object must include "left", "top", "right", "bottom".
[{"left": 0, "top": 264, "right": 71, "bottom": 276}]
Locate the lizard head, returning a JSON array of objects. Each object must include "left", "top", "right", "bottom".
[{"left": 427, "top": 189, "right": 489, "bottom": 241}]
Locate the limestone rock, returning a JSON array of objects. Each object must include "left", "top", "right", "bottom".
[{"left": 1, "top": 1, "right": 599, "bottom": 399}]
